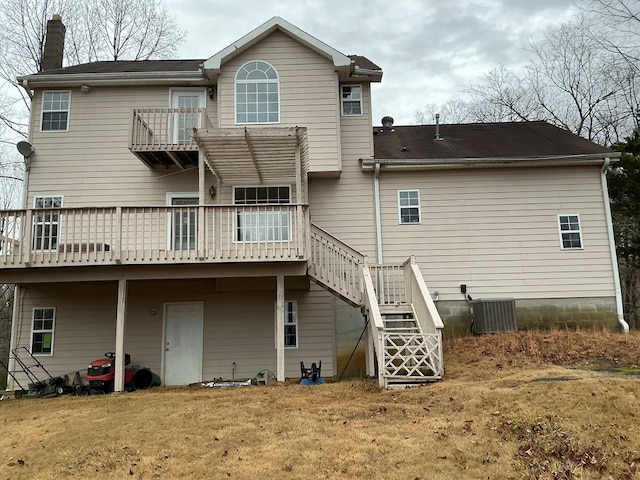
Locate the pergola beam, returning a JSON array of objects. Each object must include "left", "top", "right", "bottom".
[{"left": 244, "top": 127, "right": 263, "bottom": 183}]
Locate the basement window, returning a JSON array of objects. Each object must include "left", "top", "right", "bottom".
[
  {"left": 398, "top": 190, "right": 421, "bottom": 224},
  {"left": 341, "top": 85, "right": 362, "bottom": 115},
  {"left": 31, "top": 307, "right": 55, "bottom": 355},
  {"left": 275, "top": 301, "right": 298, "bottom": 349},
  {"left": 41, "top": 91, "right": 70, "bottom": 131},
  {"left": 558, "top": 214, "right": 583, "bottom": 249}
]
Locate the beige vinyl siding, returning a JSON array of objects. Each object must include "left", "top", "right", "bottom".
[
  {"left": 217, "top": 30, "right": 341, "bottom": 173},
  {"left": 15, "top": 283, "right": 118, "bottom": 377},
  {"left": 307, "top": 82, "right": 376, "bottom": 255},
  {"left": 12, "top": 280, "right": 334, "bottom": 384},
  {"left": 28, "top": 86, "right": 216, "bottom": 208},
  {"left": 378, "top": 166, "right": 615, "bottom": 299}
]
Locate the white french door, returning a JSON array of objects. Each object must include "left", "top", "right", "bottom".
[{"left": 170, "top": 90, "right": 205, "bottom": 145}]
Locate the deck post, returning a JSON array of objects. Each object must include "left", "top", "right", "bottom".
[
  {"left": 114, "top": 278, "right": 128, "bottom": 392},
  {"left": 6, "top": 285, "right": 21, "bottom": 390},
  {"left": 276, "top": 274, "right": 285, "bottom": 381},
  {"left": 198, "top": 147, "right": 206, "bottom": 259},
  {"left": 365, "top": 318, "right": 375, "bottom": 377}
]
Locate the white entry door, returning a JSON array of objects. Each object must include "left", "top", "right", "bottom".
[
  {"left": 164, "top": 302, "right": 203, "bottom": 385},
  {"left": 170, "top": 90, "right": 205, "bottom": 144}
]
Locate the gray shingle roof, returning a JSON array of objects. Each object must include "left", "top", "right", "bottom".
[{"left": 373, "top": 121, "right": 612, "bottom": 159}]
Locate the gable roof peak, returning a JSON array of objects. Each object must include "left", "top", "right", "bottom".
[{"left": 203, "top": 16, "right": 352, "bottom": 76}]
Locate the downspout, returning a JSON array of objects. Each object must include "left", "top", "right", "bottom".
[
  {"left": 374, "top": 162, "right": 383, "bottom": 264},
  {"left": 601, "top": 157, "right": 629, "bottom": 332}
]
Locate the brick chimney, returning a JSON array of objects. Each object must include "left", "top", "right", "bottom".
[{"left": 41, "top": 14, "right": 65, "bottom": 71}]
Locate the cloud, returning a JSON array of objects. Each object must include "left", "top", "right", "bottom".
[{"left": 167, "top": 0, "right": 578, "bottom": 124}]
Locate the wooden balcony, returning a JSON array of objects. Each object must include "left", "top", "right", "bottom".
[
  {"left": 130, "top": 107, "right": 205, "bottom": 169},
  {"left": 0, "top": 204, "right": 309, "bottom": 269},
  {"left": 129, "top": 108, "right": 309, "bottom": 190}
]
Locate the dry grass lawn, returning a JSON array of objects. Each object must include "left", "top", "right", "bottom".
[{"left": 2, "top": 329, "right": 640, "bottom": 480}]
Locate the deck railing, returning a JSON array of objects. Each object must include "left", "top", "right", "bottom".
[
  {"left": 369, "top": 263, "right": 407, "bottom": 305},
  {"left": 0, "top": 204, "right": 308, "bottom": 268},
  {"left": 131, "top": 108, "right": 206, "bottom": 151}
]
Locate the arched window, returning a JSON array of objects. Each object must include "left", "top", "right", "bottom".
[{"left": 235, "top": 61, "right": 280, "bottom": 124}]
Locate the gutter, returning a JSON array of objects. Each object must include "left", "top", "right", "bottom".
[
  {"left": 18, "top": 70, "right": 206, "bottom": 89},
  {"left": 361, "top": 153, "right": 621, "bottom": 171},
  {"left": 601, "top": 157, "right": 629, "bottom": 332},
  {"left": 374, "top": 162, "right": 383, "bottom": 264}
]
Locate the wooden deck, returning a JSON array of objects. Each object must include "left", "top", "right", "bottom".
[{"left": 0, "top": 204, "right": 309, "bottom": 268}]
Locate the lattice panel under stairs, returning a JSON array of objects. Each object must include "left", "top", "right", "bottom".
[{"left": 383, "top": 332, "right": 442, "bottom": 383}]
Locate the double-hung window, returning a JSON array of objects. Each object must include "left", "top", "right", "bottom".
[
  {"left": 41, "top": 91, "right": 70, "bottom": 131},
  {"left": 31, "top": 308, "right": 55, "bottom": 355},
  {"left": 275, "top": 301, "right": 298, "bottom": 349},
  {"left": 341, "top": 85, "right": 362, "bottom": 115},
  {"left": 398, "top": 190, "right": 421, "bottom": 224},
  {"left": 33, "top": 196, "right": 63, "bottom": 251},
  {"left": 235, "top": 61, "right": 279, "bottom": 124},
  {"left": 558, "top": 214, "right": 583, "bottom": 249},
  {"left": 234, "top": 186, "right": 290, "bottom": 242}
]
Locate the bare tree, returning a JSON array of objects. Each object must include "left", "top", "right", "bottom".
[
  {"left": 464, "top": 65, "right": 540, "bottom": 123},
  {"left": 414, "top": 99, "right": 474, "bottom": 124},
  {"left": 0, "top": 0, "right": 185, "bottom": 136},
  {"left": 69, "top": 0, "right": 186, "bottom": 63},
  {"left": 465, "top": 18, "right": 637, "bottom": 144},
  {"left": 579, "top": 0, "right": 640, "bottom": 72}
]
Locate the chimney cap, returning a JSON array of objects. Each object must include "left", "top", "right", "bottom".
[{"left": 52, "top": 14, "right": 62, "bottom": 21}]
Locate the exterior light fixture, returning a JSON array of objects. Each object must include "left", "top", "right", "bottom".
[{"left": 209, "top": 185, "right": 217, "bottom": 198}]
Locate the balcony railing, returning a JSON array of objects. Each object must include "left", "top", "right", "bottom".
[
  {"left": 0, "top": 205, "right": 309, "bottom": 268},
  {"left": 131, "top": 107, "right": 205, "bottom": 151}
]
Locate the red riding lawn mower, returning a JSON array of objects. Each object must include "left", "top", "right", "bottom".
[{"left": 86, "top": 352, "right": 137, "bottom": 393}]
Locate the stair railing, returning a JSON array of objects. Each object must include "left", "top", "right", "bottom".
[
  {"left": 362, "top": 263, "right": 386, "bottom": 388},
  {"left": 309, "top": 224, "right": 365, "bottom": 306},
  {"left": 404, "top": 256, "right": 444, "bottom": 377}
]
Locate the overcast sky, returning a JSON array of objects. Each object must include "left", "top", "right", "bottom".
[{"left": 166, "top": 0, "right": 579, "bottom": 126}]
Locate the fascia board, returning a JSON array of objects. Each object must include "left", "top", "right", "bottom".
[
  {"left": 361, "top": 153, "right": 620, "bottom": 171},
  {"left": 18, "top": 71, "right": 206, "bottom": 88},
  {"left": 203, "top": 16, "right": 351, "bottom": 72}
]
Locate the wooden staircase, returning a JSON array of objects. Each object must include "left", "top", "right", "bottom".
[{"left": 308, "top": 224, "right": 444, "bottom": 388}]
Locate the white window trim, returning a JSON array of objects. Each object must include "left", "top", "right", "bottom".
[
  {"left": 33, "top": 195, "right": 64, "bottom": 252},
  {"left": 168, "top": 88, "right": 207, "bottom": 105},
  {"left": 40, "top": 90, "right": 71, "bottom": 132},
  {"left": 557, "top": 214, "right": 584, "bottom": 250},
  {"left": 234, "top": 60, "right": 280, "bottom": 125},
  {"left": 341, "top": 84, "right": 363, "bottom": 116},
  {"left": 398, "top": 189, "right": 422, "bottom": 225},
  {"left": 232, "top": 185, "right": 292, "bottom": 203},
  {"left": 274, "top": 300, "right": 298, "bottom": 349},
  {"left": 166, "top": 192, "right": 198, "bottom": 251},
  {"left": 30, "top": 307, "right": 56, "bottom": 356},
  {"left": 233, "top": 185, "right": 292, "bottom": 243}
]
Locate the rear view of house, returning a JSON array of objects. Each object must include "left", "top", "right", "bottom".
[{"left": 0, "top": 16, "right": 625, "bottom": 392}]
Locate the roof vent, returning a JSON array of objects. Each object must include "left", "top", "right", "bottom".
[
  {"left": 381, "top": 116, "right": 394, "bottom": 132},
  {"left": 435, "top": 113, "right": 442, "bottom": 141}
]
